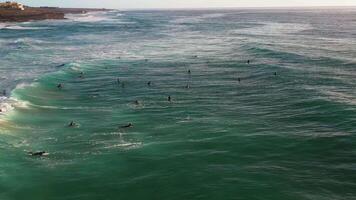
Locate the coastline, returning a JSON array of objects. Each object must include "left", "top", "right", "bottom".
[{"left": 0, "top": 7, "right": 111, "bottom": 22}]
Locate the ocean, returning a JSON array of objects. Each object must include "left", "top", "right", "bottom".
[{"left": 1, "top": 8, "right": 356, "bottom": 200}]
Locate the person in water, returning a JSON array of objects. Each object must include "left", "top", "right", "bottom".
[
  {"left": 185, "top": 84, "right": 190, "bottom": 89},
  {"left": 168, "top": 95, "right": 172, "bottom": 102},
  {"left": 2, "top": 89, "right": 6, "bottom": 96},
  {"left": 188, "top": 69, "right": 191, "bottom": 74},
  {"left": 147, "top": 81, "right": 151, "bottom": 86},
  {"left": 117, "top": 78, "right": 120, "bottom": 84},
  {"left": 238, "top": 78, "right": 241, "bottom": 83},
  {"left": 29, "top": 151, "right": 47, "bottom": 156},
  {"left": 57, "top": 83, "right": 63, "bottom": 89},
  {"left": 79, "top": 72, "right": 84, "bottom": 79},
  {"left": 121, "top": 123, "right": 133, "bottom": 128},
  {"left": 134, "top": 100, "right": 140, "bottom": 105},
  {"left": 247, "top": 60, "right": 250, "bottom": 64},
  {"left": 274, "top": 72, "right": 277, "bottom": 76},
  {"left": 68, "top": 121, "right": 76, "bottom": 127}
]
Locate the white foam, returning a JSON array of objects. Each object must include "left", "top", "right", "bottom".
[
  {"left": 0, "top": 96, "right": 30, "bottom": 115},
  {"left": 0, "top": 23, "right": 49, "bottom": 30},
  {"left": 65, "top": 12, "right": 114, "bottom": 22}
]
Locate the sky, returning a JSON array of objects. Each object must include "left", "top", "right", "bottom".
[{"left": 20, "top": 0, "right": 356, "bottom": 9}]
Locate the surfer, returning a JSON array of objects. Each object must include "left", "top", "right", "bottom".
[
  {"left": 29, "top": 151, "right": 48, "bottom": 157},
  {"left": 57, "top": 83, "right": 63, "bottom": 89},
  {"left": 56, "top": 63, "right": 66, "bottom": 68},
  {"left": 168, "top": 95, "right": 172, "bottom": 102},
  {"left": 79, "top": 72, "right": 84, "bottom": 79},
  {"left": 134, "top": 100, "right": 140, "bottom": 105},
  {"left": 68, "top": 121, "right": 76, "bottom": 127},
  {"left": 185, "top": 84, "right": 190, "bottom": 89},
  {"left": 120, "top": 123, "right": 133, "bottom": 128}
]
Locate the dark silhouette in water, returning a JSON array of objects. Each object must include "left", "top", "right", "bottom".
[
  {"left": 238, "top": 78, "right": 241, "bottom": 83},
  {"left": 121, "top": 123, "right": 133, "bottom": 128},
  {"left": 2, "top": 89, "right": 6, "bottom": 96},
  {"left": 274, "top": 72, "right": 277, "bottom": 76},
  {"left": 134, "top": 100, "right": 140, "bottom": 105},
  {"left": 79, "top": 72, "right": 84, "bottom": 79},
  {"left": 193, "top": 55, "right": 198, "bottom": 58},
  {"left": 56, "top": 63, "right": 66, "bottom": 68},
  {"left": 188, "top": 69, "right": 191, "bottom": 74},
  {"left": 247, "top": 60, "right": 250, "bottom": 64},
  {"left": 147, "top": 81, "right": 151, "bottom": 86},
  {"left": 121, "top": 82, "right": 125, "bottom": 88},
  {"left": 117, "top": 78, "right": 120, "bottom": 84},
  {"left": 57, "top": 83, "right": 63, "bottom": 89},
  {"left": 68, "top": 121, "right": 76, "bottom": 127},
  {"left": 185, "top": 84, "right": 190, "bottom": 89},
  {"left": 145, "top": 59, "right": 149, "bottom": 62},
  {"left": 168, "top": 95, "right": 172, "bottom": 102},
  {"left": 29, "top": 151, "right": 47, "bottom": 157}
]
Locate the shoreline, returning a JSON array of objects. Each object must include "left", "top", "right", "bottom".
[{"left": 0, "top": 7, "right": 111, "bottom": 23}]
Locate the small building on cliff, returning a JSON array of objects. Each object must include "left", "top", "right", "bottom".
[{"left": 0, "top": 1, "right": 25, "bottom": 10}]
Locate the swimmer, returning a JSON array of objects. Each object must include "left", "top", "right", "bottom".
[
  {"left": 120, "top": 123, "right": 133, "bottom": 128},
  {"left": 185, "top": 84, "right": 190, "bottom": 89},
  {"left": 57, "top": 83, "right": 63, "bottom": 89},
  {"left": 274, "top": 72, "right": 277, "bottom": 76},
  {"left": 28, "top": 151, "right": 48, "bottom": 157},
  {"left": 56, "top": 64, "right": 66, "bottom": 68},
  {"left": 168, "top": 95, "right": 172, "bottom": 102},
  {"left": 68, "top": 121, "right": 76, "bottom": 127},
  {"left": 134, "top": 100, "right": 140, "bottom": 105},
  {"left": 188, "top": 69, "right": 191, "bottom": 74},
  {"left": 247, "top": 60, "right": 250, "bottom": 64},
  {"left": 147, "top": 81, "right": 151, "bottom": 86}
]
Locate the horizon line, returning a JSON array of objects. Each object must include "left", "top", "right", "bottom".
[{"left": 26, "top": 4, "right": 356, "bottom": 10}]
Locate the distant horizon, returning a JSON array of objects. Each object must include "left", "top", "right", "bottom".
[
  {"left": 17, "top": 0, "right": 356, "bottom": 10},
  {"left": 23, "top": 5, "right": 356, "bottom": 10}
]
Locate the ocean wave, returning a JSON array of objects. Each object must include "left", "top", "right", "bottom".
[
  {"left": 0, "top": 96, "right": 29, "bottom": 115},
  {"left": 0, "top": 23, "right": 49, "bottom": 30},
  {"left": 234, "top": 22, "right": 313, "bottom": 36},
  {"left": 65, "top": 12, "right": 114, "bottom": 22}
]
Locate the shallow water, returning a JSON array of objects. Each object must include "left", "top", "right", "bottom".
[{"left": 1, "top": 8, "right": 356, "bottom": 200}]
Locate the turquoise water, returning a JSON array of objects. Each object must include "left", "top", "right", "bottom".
[{"left": 1, "top": 9, "right": 356, "bottom": 199}]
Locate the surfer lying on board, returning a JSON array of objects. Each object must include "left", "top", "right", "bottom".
[
  {"left": 28, "top": 151, "right": 49, "bottom": 157},
  {"left": 120, "top": 123, "right": 133, "bottom": 128},
  {"left": 68, "top": 121, "right": 77, "bottom": 127}
]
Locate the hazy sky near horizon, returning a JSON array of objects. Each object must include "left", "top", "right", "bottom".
[{"left": 20, "top": 0, "right": 356, "bottom": 9}]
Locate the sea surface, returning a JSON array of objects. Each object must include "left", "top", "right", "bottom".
[{"left": 1, "top": 8, "right": 356, "bottom": 200}]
